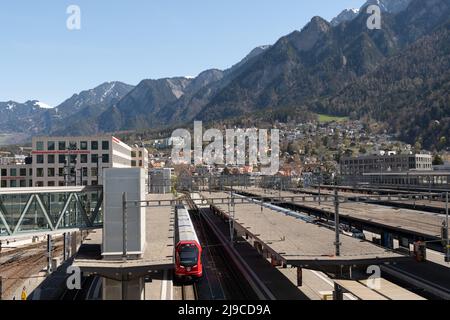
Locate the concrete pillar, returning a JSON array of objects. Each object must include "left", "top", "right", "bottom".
[
  {"left": 103, "top": 277, "right": 145, "bottom": 300},
  {"left": 333, "top": 283, "right": 344, "bottom": 301},
  {"left": 297, "top": 268, "right": 303, "bottom": 287},
  {"left": 381, "top": 232, "right": 394, "bottom": 249}
]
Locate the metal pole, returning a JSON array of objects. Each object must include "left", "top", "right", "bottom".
[
  {"left": 429, "top": 175, "right": 432, "bottom": 203},
  {"left": 318, "top": 169, "right": 321, "bottom": 206},
  {"left": 122, "top": 192, "right": 128, "bottom": 261},
  {"left": 334, "top": 188, "right": 341, "bottom": 257},
  {"left": 63, "top": 232, "right": 66, "bottom": 261},
  {"left": 446, "top": 192, "right": 449, "bottom": 263},
  {"left": 47, "top": 234, "right": 52, "bottom": 274},
  {"left": 121, "top": 274, "right": 128, "bottom": 300}
]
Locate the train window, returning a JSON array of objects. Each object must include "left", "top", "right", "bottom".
[{"left": 179, "top": 244, "right": 199, "bottom": 267}]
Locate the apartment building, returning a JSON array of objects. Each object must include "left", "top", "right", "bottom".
[
  {"left": 149, "top": 168, "right": 172, "bottom": 194},
  {"left": 30, "top": 135, "right": 134, "bottom": 187}
]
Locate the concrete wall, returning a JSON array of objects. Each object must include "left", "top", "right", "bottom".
[{"left": 102, "top": 168, "right": 146, "bottom": 259}]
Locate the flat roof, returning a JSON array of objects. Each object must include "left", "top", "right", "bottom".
[
  {"left": 74, "top": 193, "right": 175, "bottom": 279},
  {"left": 200, "top": 192, "right": 407, "bottom": 267},
  {"left": 242, "top": 188, "right": 443, "bottom": 239},
  {"left": 359, "top": 278, "right": 426, "bottom": 300},
  {"left": 334, "top": 280, "right": 388, "bottom": 300},
  {"left": 299, "top": 187, "right": 448, "bottom": 211},
  {"left": 363, "top": 171, "right": 450, "bottom": 176}
]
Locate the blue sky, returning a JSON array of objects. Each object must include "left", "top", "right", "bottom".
[{"left": 0, "top": 0, "right": 364, "bottom": 106}]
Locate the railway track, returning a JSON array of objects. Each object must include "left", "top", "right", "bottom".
[
  {"left": 181, "top": 283, "right": 198, "bottom": 300},
  {"left": 0, "top": 242, "right": 64, "bottom": 299},
  {"left": 185, "top": 194, "right": 273, "bottom": 300}
]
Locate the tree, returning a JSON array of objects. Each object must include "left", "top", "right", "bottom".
[{"left": 432, "top": 154, "right": 444, "bottom": 165}]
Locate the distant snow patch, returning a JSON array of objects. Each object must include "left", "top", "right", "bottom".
[{"left": 34, "top": 101, "right": 53, "bottom": 109}]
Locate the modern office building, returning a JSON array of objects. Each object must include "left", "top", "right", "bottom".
[
  {"left": 131, "top": 146, "right": 149, "bottom": 172},
  {"left": 340, "top": 153, "right": 435, "bottom": 187},
  {"left": 0, "top": 135, "right": 148, "bottom": 188},
  {"left": 340, "top": 153, "right": 433, "bottom": 176},
  {"left": 0, "top": 164, "right": 33, "bottom": 188},
  {"left": 28, "top": 135, "right": 135, "bottom": 187}
]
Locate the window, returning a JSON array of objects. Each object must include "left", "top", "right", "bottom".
[
  {"left": 59, "top": 155, "right": 66, "bottom": 164},
  {"left": 48, "top": 155, "right": 55, "bottom": 164},
  {"left": 131, "top": 151, "right": 137, "bottom": 158},
  {"left": 58, "top": 141, "right": 66, "bottom": 150},
  {"left": 80, "top": 154, "right": 88, "bottom": 164},
  {"left": 36, "top": 181, "right": 44, "bottom": 187},
  {"left": 102, "top": 141, "right": 109, "bottom": 150},
  {"left": 82, "top": 167, "right": 88, "bottom": 177},
  {"left": 139, "top": 160, "right": 142, "bottom": 167},
  {"left": 48, "top": 181, "right": 55, "bottom": 187},
  {"left": 91, "top": 154, "right": 99, "bottom": 164},
  {"left": 102, "top": 154, "right": 109, "bottom": 163},
  {"left": 91, "top": 180, "right": 98, "bottom": 186},
  {"left": 37, "top": 168, "right": 44, "bottom": 177},
  {"left": 36, "top": 141, "right": 44, "bottom": 151},
  {"left": 48, "top": 168, "right": 55, "bottom": 177},
  {"left": 1, "top": 181, "right": 6, "bottom": 188},
  {"left": 58, "top": 181, "right": 65, "bottom": 187},
  {"left": 1, "top": 169, "right": 6, "bottom": 176},
  {"left": 36, "top": 155, "right": 44, "bottom": 164},
  {"left": 131, "top": 160, "right": 137, "bottom": 167},
  {"left": 69, "top": 141, "right": 77, "bottom": 150},
  {"left": 80, "top": 141, "right": 88, "bottom": 150},
  {"left": 139, "top": 151, "right": 142, "bottom": 157},
  {"left": 20, "top": 168, "right": 27, "bottom": 177},
  {"left": 70, "top": 155, "right": 77, "bottom": 164},
  {"left": 48, "top": 141, "right": 55, "bottom": 151},
  {"left": 29, "top": 168, "right": 33, "bottom": 176},
  {"left": 91, "top": 168, "right": 98, "bottom": 177},
  {"left": 10, "top": 180, "right": 17, "bottom": 188},
  {"left": 91, "top": 141, "right": 99, "bottom": 150},
  {"left": 179, "top": 244, "right": 199, "bottom": 267},
  {"left": 58, "top": 168, "right": 64, "bottom": 177},
  {"left": 20, "top": 180, "right": 26, "bottom": 188},
  {"left": 10, "top": 168, "right": 17, "bottom": 177}
]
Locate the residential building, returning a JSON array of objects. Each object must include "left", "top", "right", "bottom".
[{"left": 149, "top": 168, "right": 173, "bottom": 194}]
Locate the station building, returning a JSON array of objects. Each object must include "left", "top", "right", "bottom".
[{"left": 340, "top": 153, "right": 433, "bottom": 176}]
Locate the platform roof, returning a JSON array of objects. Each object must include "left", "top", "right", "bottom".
[
  {"left": 242, "top": 188, "right": 443, "bottom": 239},
  {"left": 200, "top": 192, "right": 408, "bottom": 268},
  {"left": 74, "top": 194, "right": 175, "bottom": 280}
]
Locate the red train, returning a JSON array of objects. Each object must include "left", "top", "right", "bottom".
[{"left": 174, "top": 205, "right": 203, "bottom": 280}]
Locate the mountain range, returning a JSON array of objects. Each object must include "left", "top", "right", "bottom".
[{"left": 1, "top": 0, "right": 449, "bottom": 150}]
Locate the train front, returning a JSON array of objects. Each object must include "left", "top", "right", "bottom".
[{"left": 175, "top": 241, "right": 203, "bottom": 278}]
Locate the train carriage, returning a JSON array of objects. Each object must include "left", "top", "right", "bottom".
[{"left": 174, "top": 205, "right": 203, "bottom": 279}]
